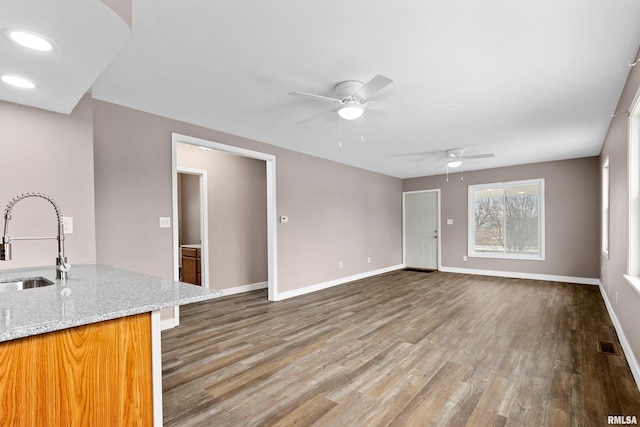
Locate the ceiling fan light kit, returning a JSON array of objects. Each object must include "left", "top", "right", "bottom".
[
  {"left": 337, "top": 101, "right": 365, "bottom": 120},
  {"left": 445, "top": 148, "right": 464, "bottom": 169},
  {"left": 446, "top": 159, "right": 463, "bottom": 168}
]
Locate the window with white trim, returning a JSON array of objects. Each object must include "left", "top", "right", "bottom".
[
  {"left": 468, "top": 179, "right": 545, "bottom": 260},
  {"left": 602, "top": 155, "right": 610, "bottom": 258},
  {"left": 623, "top": 88, "right": 640, "bottom": 297},
  {"left": 627, "top": 90, "right": 640, "bottom": 283}
]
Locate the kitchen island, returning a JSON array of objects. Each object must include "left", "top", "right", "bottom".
[{"left": 0, "top": 264, "right": 222, "bottom": 426}]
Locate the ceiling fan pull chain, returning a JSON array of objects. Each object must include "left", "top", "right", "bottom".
[
  {"left": 361, "top": 115, "right": 365, "bottom": 143},
  {"left": 338, "top": 116, "right": 343, "bottom": 148}
]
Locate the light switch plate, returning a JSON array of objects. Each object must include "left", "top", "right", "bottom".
[
  {"left": 62, "top": 217, "right": 73, "bottom": 234},
  {"left": 159, "top": 217, "right": 171, "bottom": 228},
  {"left": 447, "top": 219, "right": 453, "bottom": 225}
]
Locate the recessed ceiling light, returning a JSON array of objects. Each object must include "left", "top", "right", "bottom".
[
  {"left": 4, "top": 30, "right": 54, "bottom": 51},
  {"left": 1, "top": 75, "right": 36, "bottom": 89}
]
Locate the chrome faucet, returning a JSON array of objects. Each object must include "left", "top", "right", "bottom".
[{"left": 0, "top": 193, "right": 70, "bottom": 280}]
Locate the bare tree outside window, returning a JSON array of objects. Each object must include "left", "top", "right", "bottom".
[
  {"left": 474, "top": 189, "right": 504, "bottom": 252},
  {"left": 470, "top": 180, "right": 543, "bottom": 259},
  {"left": 505, "top": 186, "right": 539, "bottom": 254}
]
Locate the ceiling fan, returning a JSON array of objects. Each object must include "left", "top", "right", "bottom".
[
  {"left": 394, "top": 147, "right": 495, "bottom": 168},
  {"left": 444, "top": 148, "right": 495, "bottom": 169},
  {"left": 289, "top": 74, "right": 393, "bottom": 125}
]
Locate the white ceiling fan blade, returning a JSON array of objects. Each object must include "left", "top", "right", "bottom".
[
  {"left": 366, "top": 100, "right": 418, "bottom": 112},
  {"left": 387, "top": 149, "right": 442, "bottom": 159},
  {"left": 465, "top": 154, "right": 496, "bottom": 160},
  {"left": 353, "top": 75, "right": 393, "bottom": 100},
  {"left": 294, "top": 109, "right": 336, "bottom": 125},
  {"left": 289, "top": 91, "right": 341, "bottom": 104}
]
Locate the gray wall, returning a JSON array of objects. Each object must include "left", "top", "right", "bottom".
[
  {"left": 177, "top": 143, "right": 268, "bottom": 289},
  {"left": 276, "top": 146, "right": 402, "bottom": 290},
  {"left": 600, "top": 46, "right": 640, "bottom": 379},
  {"left": 0, "top": 95, "right": 96, "bottom": 270},
  {"left": 93, "top": 100, "right": 403, "bottom": 292},
  {"left": 404, "top": 157, "right": 600, "bottom": 279}
]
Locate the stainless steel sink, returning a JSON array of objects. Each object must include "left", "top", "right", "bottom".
[{"left": 0, "top": 277, "right": 54, "bottom": 292}]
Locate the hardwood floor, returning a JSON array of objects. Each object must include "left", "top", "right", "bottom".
[{"left": 161, "top": 270, "right": 640, "bottom": 426}]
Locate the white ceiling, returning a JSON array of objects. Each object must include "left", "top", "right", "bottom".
[
  {"left": 4, "top": 1, "right": 640, "bottom": 178},
  {"left": 0, "top": 0, "right": 130, "bottom": 113}
]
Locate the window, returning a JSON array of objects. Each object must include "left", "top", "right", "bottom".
[
  {"left": 602, "top": 155, "right": 610, "bottom": 258},
  {"left": 468, "top": 179, "right": 544, "bottom": 260},
  {"left": 627, "top": 90, "right": 640, "bottom": 281}
]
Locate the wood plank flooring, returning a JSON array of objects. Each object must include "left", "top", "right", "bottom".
[{"left": 161, "top": 270, "right": 640, "bottom": 426}]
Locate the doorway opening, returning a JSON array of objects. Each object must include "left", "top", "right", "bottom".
[
  {"left": 177, "top": 167, "right": 209, "bottom": 288},
  {"left": 171, "top": 133, "right": 278, "bottom": 307},
  {"left": 403, "top": 189, "right": 441, "bottom": 271}
]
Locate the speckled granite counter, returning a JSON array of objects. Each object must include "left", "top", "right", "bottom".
[{"left": 0, "top": 263, "right": 222, "bottom": 342}]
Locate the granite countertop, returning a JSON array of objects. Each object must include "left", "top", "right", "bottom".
[{"left": 0, "top": 264, "right": 222, "bottom": 342}]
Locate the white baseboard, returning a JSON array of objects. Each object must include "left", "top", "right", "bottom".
[
  {"left": 274, "top": 264, "right": 405, "bottom": 301},
  {"left": 438, "top": 265, "right": 600, "bottom": 285},
  {"left": 598, "top": 282, "right": 640, "bottom": 392},
  {"left": 219, "top": 281, "right": 268, "bottom": 296},
  {"left": 159, "top": 317, "right": 179, "bottom": 330},
  {"left": 159, "top": 306, "right": 179, "bottom": 330}
]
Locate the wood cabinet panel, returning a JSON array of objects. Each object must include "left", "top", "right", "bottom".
[
  {"left": 181, "top": 247, "right": 198, "bottom": 258},
  {"left": 0, "top": 313, "right": 153, "bottom": 426},
  {"left": 181, "top": 247, "right": 201, "bottom": 286}
]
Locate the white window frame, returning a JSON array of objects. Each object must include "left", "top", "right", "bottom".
[
  {"left": 602, "top": 155, "right": 610, "bottom": 258},
  {"left": 624, "top": 87, "right": 640, "bottom": 297},
  {"left": 468, "top": 178, "right": 545, "bottom": 260}
]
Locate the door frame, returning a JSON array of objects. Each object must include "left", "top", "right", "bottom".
[
  {"left": 177, "top": 167, "right": 209, "bottom": 288},
  {"left": 171, "top": 133, "right": 278, "bottom": 302},
  {"left": 402, "top": 189, "right": 442, "bottom": 270}
]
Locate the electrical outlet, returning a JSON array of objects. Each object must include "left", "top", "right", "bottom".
[
  {"left": 367, "top": 257, "right": 371, "bottom": 264},
  {"left": 463, "top": 255, "right": 468, "bottom": 261},
  {"left": 62, "top": 217, "right": 73, "bottom": 234},
  {"left": 159, "top": 217, "right": 171, "bottom": 228},
  {"left": 339, "top": 261, "right": 343, "bottom": 268}
]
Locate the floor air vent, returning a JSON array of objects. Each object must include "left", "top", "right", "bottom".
[{"left": 598, "top": 341, "right": 616, "bottom": 355}]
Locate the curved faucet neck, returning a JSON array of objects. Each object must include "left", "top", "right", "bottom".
[
  {"left": 4, "top": 192, "right": 63, "bottom": 224},
  {"left": 1, "top": 193, "right": 69, "bottom": 280}
]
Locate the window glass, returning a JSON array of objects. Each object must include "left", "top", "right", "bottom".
[
  {"left": 469, "top": 179, "right": 544, "bottom": 260},
  {"left": 472, "top": 187, "right": 504, "bottom": 253},
  {"left": 602, "top": 156, "right": 610, "bottom": 257},
  {"left": 505, "top": 184, "right": 540, "bottom": 255}
]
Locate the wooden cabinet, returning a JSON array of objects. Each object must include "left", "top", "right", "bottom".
[
  {"left": 0, "top": 313, "right": 154, "bottom": 426},
  {"left": 181, "top": 246, "right": 201, "bottom": 286}
]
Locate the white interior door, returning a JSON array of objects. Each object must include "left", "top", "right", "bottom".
[{"left": 404, "top": 191, "right": 439, "bottom": 270}]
